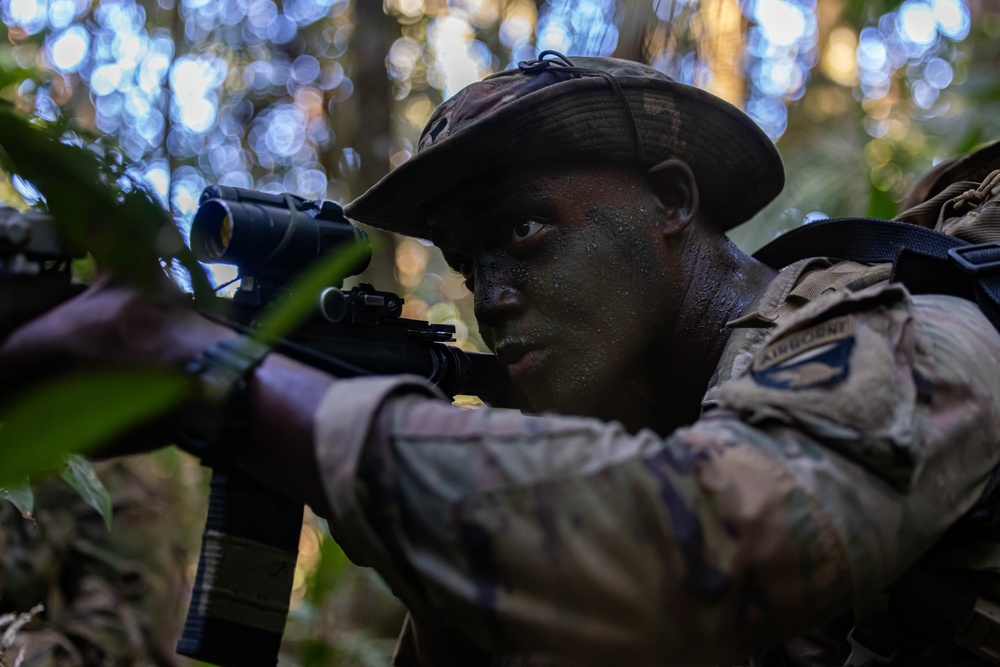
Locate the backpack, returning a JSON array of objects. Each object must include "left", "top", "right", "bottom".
[{"left": 752, "top": 141, "right": 1000, "bottom": 666}]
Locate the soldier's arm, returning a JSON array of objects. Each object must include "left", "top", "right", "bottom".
[
  {"left": 311, "top": 288, "right": 1000, "bottom": 665},
  {"left": 0, "top": 282, "right": 337, "bottom": 516},
  {"left": 5, "top": 282, "right": 1000, "bottom": 664}
]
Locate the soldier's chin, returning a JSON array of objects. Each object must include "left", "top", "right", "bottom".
[{"left": 517, "top": 379, "right": 598, "bottom": 419}]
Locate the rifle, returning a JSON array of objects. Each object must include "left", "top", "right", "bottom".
[
  {"left": 0, "top": 207, "right": 86, "bottom": 339},
  {"left": 0, "top": 187, "right": 522, "bottom": 666}
]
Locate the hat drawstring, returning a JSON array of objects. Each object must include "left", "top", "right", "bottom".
[
  {"left": 516, "top": 51, "right": 645, "bottom": 165},
  {"left": 517, "top": 50, "right": 575, "bottom": 72}
]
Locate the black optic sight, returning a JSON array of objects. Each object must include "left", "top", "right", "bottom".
[{"left": 190, "top": 186, "right": 371, "bottom": 296}]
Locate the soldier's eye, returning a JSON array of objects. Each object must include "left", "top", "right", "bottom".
[{"left": 511, "top": 220, "right": 544, "bottom": 244}]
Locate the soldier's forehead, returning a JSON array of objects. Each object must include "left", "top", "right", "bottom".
[
  {"left": 428, "top": 160, "right": 637, "bottom": 213},
  {"left": 425, "top": 165, "right": 556, "bottom": 229}
]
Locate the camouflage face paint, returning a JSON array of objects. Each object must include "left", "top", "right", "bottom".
[{"left": 427, "top": 162, "right": 684, "bottom": 424}]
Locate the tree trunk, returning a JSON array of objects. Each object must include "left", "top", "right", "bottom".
[
  {"left": 613, "top": 0, "right": 655, "bottom": 62},
  {"left": 345, "top": 1, "right": 400, "bottom": 291}
]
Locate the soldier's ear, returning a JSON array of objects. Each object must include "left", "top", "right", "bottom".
[{"left": 646, "top": 158, "right": 699, "bottom": 238}]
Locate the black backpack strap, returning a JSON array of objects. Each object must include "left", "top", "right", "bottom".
[
  {"left": 752, "top": 217, "right": 1000, "bottom": 332},
  {"left": 753, "top": 217, "right": 968, "bottom": 267}
]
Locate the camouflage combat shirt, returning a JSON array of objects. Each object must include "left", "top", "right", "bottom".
[{"left": 313, "top": 258, "right": 1000, "bottom": 666}]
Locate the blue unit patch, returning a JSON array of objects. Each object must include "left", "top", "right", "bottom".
[{"left": 751, "top": 315, "right": 855, "bottom": 390}]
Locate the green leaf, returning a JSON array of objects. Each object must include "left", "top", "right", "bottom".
[
  {"left": 0, "top": 481, "right": 33, "bottom": 518},
  {"left": 956, "top": 127, "right": 985, "bottom": 155},
  {"left": 252, "top": 241, "right": 372, "bottom": 346},
  {"left": 867, "top": 179, "right": 898, "bottom": 219},
  {"left": 60, "top": 454, "right": 112, "bottom": 530},
  {"left": 0, "top": 369, "right": 189, "bottom": 487},
  {"left": 0, "top": 65, "right": 36, "bottom": 94},
  {"left": 306, "top": 533, "right": 351, "bottom": 606}
]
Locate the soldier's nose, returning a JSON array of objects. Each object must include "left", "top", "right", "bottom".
[{"left": 474, "top": 276, "right": 524, "bottom": 328}]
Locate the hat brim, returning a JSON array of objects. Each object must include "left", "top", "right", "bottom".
[{"left": 345, "top": 75, "right": 784, "bottom": 238}]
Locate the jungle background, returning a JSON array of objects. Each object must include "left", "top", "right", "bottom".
[{"left": 0, "top": 0, "right": 998, "bottom": 663}]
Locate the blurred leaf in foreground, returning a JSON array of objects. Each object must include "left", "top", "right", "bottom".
[
  {"left": 60, "top": 454, "right": 113, "bottom": 530},
  {"left": 0, "top": 481, "right": 33, "bottom": 518},
  {"left": 0, "top": 369, "right": 189, "bottom": 488},
  {"left": 252, "top": 239, "right": 373, "bottom": 346}
]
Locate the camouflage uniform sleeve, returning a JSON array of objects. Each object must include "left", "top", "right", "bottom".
[{"left": 313, "top": 284, "right": 1000, "bottom": 666}]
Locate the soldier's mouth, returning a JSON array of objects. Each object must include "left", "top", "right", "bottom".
[{"left": 496, "top": 341, "right": 551, "bottom": 379}]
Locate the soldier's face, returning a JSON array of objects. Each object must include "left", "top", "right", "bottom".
[{"left": 428, "top": 162, "right": 683, "bottom": 422}]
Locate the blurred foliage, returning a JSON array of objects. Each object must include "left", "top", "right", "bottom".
[
  {"left": 0, "top": 484, "right": 33, "bottom": 519},
  {"left": 0, "top": 56, "right": 396, "bottom": 667},
  {"left": 252, "top": 238, "right": 371, "bottom": 345},
  {"left": 3, "top": 0, "right": 1000, "bottom": 663},
  {"left": 281, "top": 510, "right": 405, "bottom": 666},
  {"left": 0, "top": 103, "right": 212, "bottom": 297},
  {"left": 59, "top": 453, "right": 114, "bottom": 529},
  {"left": 0, "top": 602, "right": 42, "bottom": 666},
  {"left": 0, "top": 87, "right": 205, "bottom": 553},
  {"left": 0, "top": 369, "right": 188, "bottom": 486}
]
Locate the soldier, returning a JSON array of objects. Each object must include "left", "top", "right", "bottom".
[{"left": 4, "top": 53, "right": 1000, "bottom": 666}]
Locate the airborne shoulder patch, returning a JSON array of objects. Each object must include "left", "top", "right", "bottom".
[{"left": 751, "top": 315, "right": 855, "bottom": 390}]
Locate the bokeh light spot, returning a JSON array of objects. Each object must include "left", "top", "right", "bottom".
[
  {"left": 932, "top": 0, "right": 969, "bottom": 39},
  {"left": 898, "top": 2, "right": 937, "bottom": 46},
  {"left": 48, "top": 25, "right": 89, "bottom": 71}
]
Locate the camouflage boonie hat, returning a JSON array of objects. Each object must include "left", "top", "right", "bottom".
[{"left": 346, "top": 51, "right": 785, "bottom": 238}]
